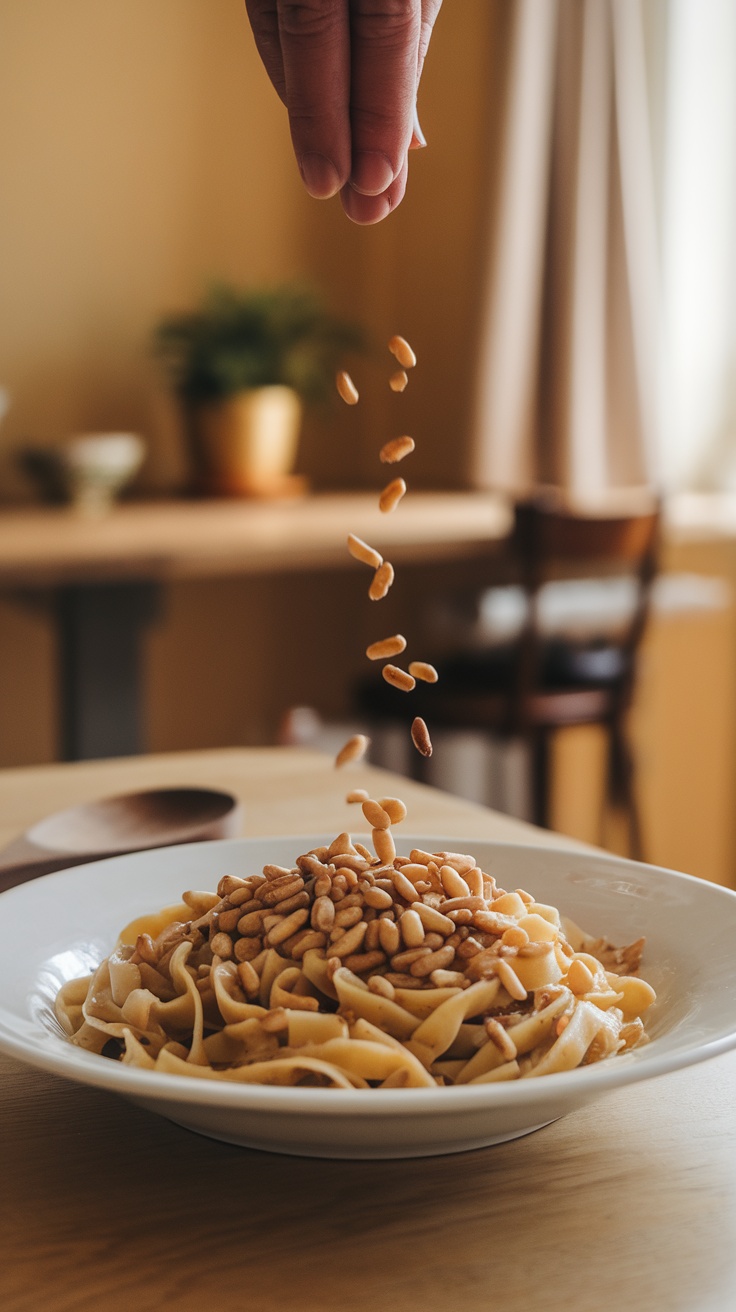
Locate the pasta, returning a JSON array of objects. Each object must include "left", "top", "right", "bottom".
[{"left": 54, "top": 802, "right": 656, "bottom": 1090}]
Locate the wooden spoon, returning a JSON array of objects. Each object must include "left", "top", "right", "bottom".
[{"left": 0, "top": 787, "right": 242, "bottom": 892}]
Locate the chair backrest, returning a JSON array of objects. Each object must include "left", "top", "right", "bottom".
[{"left": 509, "top": 494, "right": 661, "bottom": 711}]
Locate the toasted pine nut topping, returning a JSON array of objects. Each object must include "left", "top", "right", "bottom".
[
  {"left": 336, "top": 370, "right": 359, "bottom": 405},
  {"left": 411, "top": 716, "right": 433, "bottom": 757},
  {"left": 408, "top": 661, "right": 438, "bottom": 683},
  {"left": 369, "top": 561, "right": 394, "bottom": 601},
  {"left": 362, "top": 798, "right": 392, "bottom": 830},
  {"left": 347, "top": 533, "right": 382, "bottom": 569},
  {"left": 388, "top": 335, "right": 417, "bottom": 368},
  {"left": 334, "top": 733, "right": 370, "bottom": 768},
  {"left": 380, "top": 435, "right": 415, "bottom": 464},
  {"left": 389, "top": 369, "right": 409, "bottom": 392},
  {"left": 379, "top": 477, "right": 407, "bottom": 513},
  {"left": 382, "top": 664, "right": 416, "bottom": 692}
]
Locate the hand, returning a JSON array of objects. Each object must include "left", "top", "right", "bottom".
[{"left": 245, "top": 1, "right": 443, "bottom": 224}]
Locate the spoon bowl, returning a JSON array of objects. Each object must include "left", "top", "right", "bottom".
[{"left": 0, "top": 787, "right": 242, "bottom": 891}]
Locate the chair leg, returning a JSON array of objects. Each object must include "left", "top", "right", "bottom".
[
  {"left": 529, "top": 730, "right": 551, "bottom": 830},
  {"left": 606, "top": 723, "right": 645, "bottom": 862}
]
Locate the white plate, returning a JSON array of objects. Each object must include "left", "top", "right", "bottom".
[{"left": 1, "top": 835, "right": 735, "bottom": 1159}]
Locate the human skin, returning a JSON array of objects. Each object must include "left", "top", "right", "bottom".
[{"left": 244, "top": 0, "right": 443, "bottom": 224}]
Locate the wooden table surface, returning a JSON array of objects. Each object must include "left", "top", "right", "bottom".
[
  {"left": 0, "top": 491, "right": 509, "bottom": 586},
  {"left": 1, "top": 748, "right": 734, "bottom": 1312}
]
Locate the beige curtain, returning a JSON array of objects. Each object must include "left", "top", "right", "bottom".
[{"left": 470, "top": 0, "right": 659, "bottom": 498}]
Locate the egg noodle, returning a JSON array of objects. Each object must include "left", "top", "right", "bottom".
[{"left": 54, "top": 809, "right": 656, "bottom": 1089}]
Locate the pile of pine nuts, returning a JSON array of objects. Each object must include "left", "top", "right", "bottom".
[
  {"left": 336, "top": 335, "right": 436, "bottom": 769},
  {"left": 164, "top": 809, "right": 562, "bottom": 999}
]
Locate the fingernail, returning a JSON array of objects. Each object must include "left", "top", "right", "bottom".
[
  {"left": 299, "top": 153, "right": 341, "bottom": 199},
  {"left": 409, "top": 108, "right": 427, "bottom": 150},
  {"left": 350, "top": 151, "right": 395, "bottom": 196}
]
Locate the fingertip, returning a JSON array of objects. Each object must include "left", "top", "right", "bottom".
[
  {"left": 340, "top": 186, "right": 392, "bottom": 225},
  {"left": 299, "top": 152, "right": 343, "bottom": 199}
]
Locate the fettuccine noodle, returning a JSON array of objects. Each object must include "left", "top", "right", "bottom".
[{"left": 55, "top": 808, "right": 655, "bottom": 1089}]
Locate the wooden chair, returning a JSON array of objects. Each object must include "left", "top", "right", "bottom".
[{"left": 357, "top": 495, "right": 660, "bottom": 859}]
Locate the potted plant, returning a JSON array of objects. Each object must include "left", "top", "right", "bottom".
[{"left": 155, "top": 284, "right": 364, "bottom": 497}]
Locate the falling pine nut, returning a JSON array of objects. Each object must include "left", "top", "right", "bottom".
[
  {"left": 366, "top": 634, "right": 406, "bottom": 661},
  {"left": 380, "top": 436, "right": 415, "bottom": 464},
  {"left": 382, "top": 665, "right": 416, "bottom": 692},
  {"left": 369, "top": 561, "right": 394, "bottom": 600},
  {"left": 378, "top": 796, "right": 407, "bottom": 824},
  {"left": 388, "top": 335, "right": 417, "bottom": 369},
  {"left": 334, "top": 733, "right": 370, "bottom": 768},
  {"left": 379, "top": 477, "right": 407, "bottom": 513},
  {"left": 347, "top": 533, "right": 383, "bottom": 569},
  {"left": 336, "top": 370, "right": 359, "bottom": 405},
  {"left": 408, "top": 661, "right": 438, "bottom": 683},
  {"left": 389, "top": 370, "right": 409, "bottom": 392},
  {"left": 346, "top": 788, "right": 370, "bottom": 804},
  {"left": 362, "top": 799, "right": 392, "bottom": 830},
  {"left": 373, "top": 826, "right": 396, "bottom": 864},
  {"left": 411, "top": 716, "right": 433, "bottom": 757}
]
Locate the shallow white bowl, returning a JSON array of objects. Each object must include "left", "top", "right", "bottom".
[{"left": 1, "top": 836, "right": 735, "bottom": 1159}]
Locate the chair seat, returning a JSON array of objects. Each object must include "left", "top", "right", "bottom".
[{"left": 358, "top": 637, "right": 628, "bottom": 735}]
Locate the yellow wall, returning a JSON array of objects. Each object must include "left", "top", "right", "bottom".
[{"left": 0, "top": 4, "right": 733, "bottom": 888}]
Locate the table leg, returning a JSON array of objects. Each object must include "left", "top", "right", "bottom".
[{"left": 56, "top": 582, "right": 161, "bottom": 761}]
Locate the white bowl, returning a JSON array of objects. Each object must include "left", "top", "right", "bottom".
[{"left": 1, "top": 836, "right": 735, "bottom": 1158}]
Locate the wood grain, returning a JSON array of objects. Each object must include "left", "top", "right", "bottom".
[{"left": 0, "top": 748, "right": 734, "bottom": 1312}]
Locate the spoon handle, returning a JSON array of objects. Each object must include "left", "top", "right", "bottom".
[{"left": 0, "top": 838, "right": 74, "bottom": 893}]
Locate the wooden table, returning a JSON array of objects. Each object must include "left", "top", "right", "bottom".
[
  {"left": 1, "top": 747, "right": 734, "bottom": 1312},
  {"left": 0, "top": 493, "right": 508, "bottom": 760}
]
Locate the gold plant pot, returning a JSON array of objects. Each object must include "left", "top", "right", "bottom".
[{"left": 186, "top": 386, "right": 304, "bottom": 497}]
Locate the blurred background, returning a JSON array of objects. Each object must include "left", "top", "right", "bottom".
[{"left": 1, "top": 0, "right": 736, "bottom": 885}]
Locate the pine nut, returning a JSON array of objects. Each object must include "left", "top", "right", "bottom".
[
  {"left": 290, "top": 931, "right": 328, "bottom": 959},
  {"left": 262, "top": 876, "right": 305, "bottom": 905},
  {"left": 388, "top": 335, "right": 417, "bottom": 369},
  {"left": 440, "top": 865, "right": 471, "bottom": 899},
  {"left": 380, "top": 435, "right": 415, "bottom": 464},
  {"left": 308, "top": 897, "right": 334, "bottom": 939},
  {"left": 378, "top": 918, "right": 401, "bottom": 955},
  {"left": 373, "top": 827, "right": 396, "bottom": 864},
  {"left": 346, "top": 788, "right": 370, "bottom": 803},
  {"left": 408, "top": 661, "right": 438, "bottom": 683},
  {"left": 210, "top": 932, "right": 233, "bottom": 959},
  {"left": 382, "top": 664, "right": 416, "bottom": 692},
  {"left": 364, "top": 919, "right": 382, "bottom": 951},
  {"left": 233, "top": 936, "right": 263, "bottom": 962},
  {"left": 358, "top": 801, "right": 388, "bottom": 831},
  {"left": 399, "top": 909, "right": 425, "bottom": 948},
  {"left": 366, "top": 634, "right": 406, "bottom": 661},
  {"left": 379, "top": 477, "right": 407, "bottom": 513},
  {"left": 334, "top": 733, "right": 370, "bottom": 768},
  {"left": 347, "top": 533, "right": 382, "bottom": 569},
  {"left": 496, "top": 958, "right": 528, "bottom": 1001},
  {"left": 368, "top": 975, "right": 396, "bottom": 999},
  {"left": 389, "top": 370, "right": 409, "bottom": 392},
  {"left": 267, "top": 908, "right": 309, "bottom": 946},
  {"left": 237, "top": 961, "right": 260, "bottom": 997},
  {"left": 342, "top": 951, "right": 386, "bottom": 974},
  {"left": 330, "top": 921, "right": 369, "bottom": 958},
  {"left": 369, "top": 561, "right": 394, "bottom": 600},
  {"left": 336, "top": 370, "right": 359, "bottom": 404},
  {"left": 334, "top": 904, "right": 364, "bottom": 929},
  {"left": 411, "top": 716, "right": 433, "bottom": 757},
  {"left": 430, "top": 969, "right": 467, "bottom": 988},
  {"left": 388, "top": 869, "right": 416, "bottom": 902},
  {"left": 412, "top": 903, "right": 455, "bottom": 936},
  {"left": 410, "top": 945, "right": 456, "bottom": 977},
  {"left": 363, "top": 885, "right": 393, "bottom": 910},
  {"left": 391, "top": 946, "right": 431, "bottom": 971},
  {"left": 377, "top": 796, "right": 407, "bottom": 824}
]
